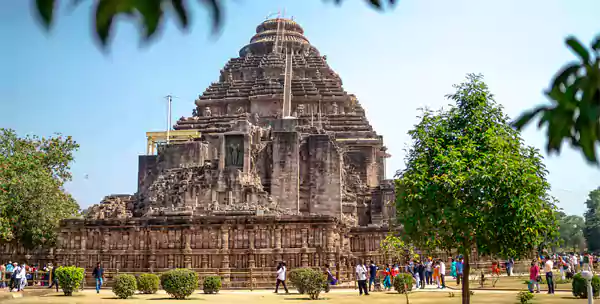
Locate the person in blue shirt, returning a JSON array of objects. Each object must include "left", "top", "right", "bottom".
[
  {"left": 368, "top": 261, "right": 378, "bottom": 291},
  {"left": 92, "top": 262, "right": 104, "bottom": 294},
  {"left": 456, "top": 258, "right": 464, "bottom": 285}
]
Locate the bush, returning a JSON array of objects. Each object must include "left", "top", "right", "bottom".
[
  {"left": 137, "top": 273, "right": 160, "bottom": 294},
  {"left": 517, "top": 290, "right": 534, "bottom": 304},
  {"left": 54, "top": 266, "right": 85, "bottom": 296},
  {"left": 393, "top": 273, "right": 414, "bottom": 294},
  {"left": 160, "top": 269, "right": 199, "bottom": 299},
  {"left": 202, "top": 276, "right": 222, "bottom": 294},
  {"left": 112, "top": 274, "right": 137, "bottom": 299},
  {"left": 289, "top": 268, "right": 313, "bottom": 294},
  {"left": 288, "top": 268, "right": 326, "bottom": 300},
  {"left": 572, "top": 273, "right": 600, "bottom": 299}
]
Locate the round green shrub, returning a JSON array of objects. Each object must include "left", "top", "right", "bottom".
[
  {"left": 54, "top": 266, "right": 85, "bottom": 296},
  {"left": 572, "top": 273, "right": 600, "bottom": 298},
  {"left": 393, "top": 273, "right": 414, "bottom": 294},
  {"left": 137, "top": 273, "right": 160, "bottom": 294},
  {"left": 288, "top": 268, "right": 326, "bottom": 300},
  {"left": 202, "top": 276, "right": 222, "bottom": 294},
  {"left": 112, "top": 274, "right": 137, "bottom": 299},
  {"left": 517, "top": 290, "right": 534, "bottom": 304},
  {"left": 289, "top": 268, "right": 313, "bottom": 294},
  {"left": 160, "top": 268, "right": 199, "bottom": 299}
]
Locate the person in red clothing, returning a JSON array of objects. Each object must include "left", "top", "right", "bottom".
[{"left": 529, "top": 260, "right": 540, "bottom": 293}]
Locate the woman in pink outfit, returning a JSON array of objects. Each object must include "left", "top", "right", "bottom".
[{"left": 529, "top": 260, "right": 540, "bottom": 293}]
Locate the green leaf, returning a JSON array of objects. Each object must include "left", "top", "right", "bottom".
[
  {"left": 549, "top": 63, "right": 580, "bottom": 94},
  {"left": 592, "top": 35, "right": 600, "bottom": 52},
  {"left": 136, "top": 0, "right": 163, "bottom": 39},
  {"left": 171, "top": 0, "right": 189, "bottom": 28},
  {"left": 94, "top": 0, "right": 119, "bottom": 47},
  {"left": 201, "top": 0, "right": 222, "bottom": 33},
  {"left": 566, "top": 36, "right": 591, "bottom": 63},
  {"left": 35, "top": 0, "right": 56, "bottom": 29},
  {"left": 511, "top": 106, "right": 548, "bottom": 130}
]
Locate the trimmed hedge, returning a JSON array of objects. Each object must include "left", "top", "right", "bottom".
[
  {"left": 54, "top": 266, "right": 85, "bottom": 296},
  {"left": 393, "top": 273, "right": 414, "bottom": 294},
  {"left": 572, "top": 273, "right": 600, "bottom": 298},
  {"left": 137, "top": 273, "right": 160, "bottom": 294},
  {"left": 112, "top": 274, "right": 137, "bottom": 299},
  {"left": 202, "top": 276, "right": 222, "bottom": 294},
  {"left": 161, "top": 269, "right": 199, "bottom": 299}
]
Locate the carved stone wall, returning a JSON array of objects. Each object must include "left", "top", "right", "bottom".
[{"left": 47, "top": 215, "right": 387, "bottom": 287}]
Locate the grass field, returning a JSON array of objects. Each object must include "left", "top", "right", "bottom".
[
  {"left": 449, "top": 275, "right": 572, "bottom": 291},
  {"left": 0, "top": 289, "right": 587, "bottom": 304}
]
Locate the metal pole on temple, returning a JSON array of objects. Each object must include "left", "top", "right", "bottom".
[{"left": 164, "top": 95, "right": 174, "bottom": 144}]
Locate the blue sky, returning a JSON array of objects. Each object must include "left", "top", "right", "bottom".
[{"left": 2, "top": 0, "right": 599, "bottom": 215}]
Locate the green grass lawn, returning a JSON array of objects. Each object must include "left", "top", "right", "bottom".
[
  {"left": 0, "top": 289, "right": 587, "bottom": 304},
  {"left": 451, "top": 275, "right": 572, "bottom": 291}
]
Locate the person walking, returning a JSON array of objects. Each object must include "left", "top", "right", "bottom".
[
  {"left": 439, "top": 259, "right": 446, "bottom": 289},
  {"left": 48, "top": 264, "right": 59, "bottom": 292},
  {"left": 92, "top": 262, "right": 104, "bottom": 294},
  {"left": 425, "top": 257, "right": 433, "bottom": 285},
  {"left": 544, "top": 257, "right": 555, "bottom": 294},
  {"left": 529, "top": 260, "right": 540, "bottom": 293},
  {"left": 355, "top": 261, "right": 369, "bottom": 296},
  {"left": 417, "top": 260, "right": 426, "bottom": 289},
  {"left": 274, "top": 262, "right": 289, "bottom": 294},
  {"left": 368, "top": 261, "right": 377, "bottom": 291},
  {"left": 456, "top": 257, "right": 464, "bottom": 286}
]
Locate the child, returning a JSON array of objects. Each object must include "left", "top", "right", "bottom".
[{"left": 433, "top": 262, "right": 441, "bottom": 288}]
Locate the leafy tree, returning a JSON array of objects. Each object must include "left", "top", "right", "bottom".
[
  {"left": 513, "top": 36, "right": 600, "bottom": 165},
  {"left": 556, "top": 212, "right": 586, "bottom": 252},
  {"left": 584, "top": 187, "right": 600, "bottom": 252},
  {"left": 0, "top": 128, "right": 80, "bottom": 249},
  {"left": 379, "top": 234, "right": 416, "bottom": 265},
  {"left": 396, "top": 74, "right": 559, "bottom": 304}
]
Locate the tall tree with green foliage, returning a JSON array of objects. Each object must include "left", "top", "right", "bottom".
[
  {"left": 395, "top": 74, "right": 559, "bottom": 304},
  {"left": 556, "top": 212, "right": 586, "bottom": 252},
  {"left": 584, "top": 187, "right": 600, "bottom": 252},
  {"left": 0, "top": 128, "right": 80, "bottom": 249}
]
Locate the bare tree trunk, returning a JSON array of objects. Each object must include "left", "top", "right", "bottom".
[{"left": 462, "top": 251, "right": 470, "bottom": 304}]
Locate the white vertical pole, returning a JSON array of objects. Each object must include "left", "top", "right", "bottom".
[{"left": 165, "top": 95, "right": 173, "bottom": 144}]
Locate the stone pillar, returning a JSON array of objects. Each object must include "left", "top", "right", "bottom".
[
  {"left": 218, "top": 135, "right": 226, "bottom": 170},
  {"left": 184, "top": 230, "right": 192, "bottom": 269},
  {"left": 271, "top": 119, "right": 300, "bottom": 213},
  {"left": 301, "top": 253, "right": 309, "bottom": 267},
  {"left": 275, "top": 228, "right": 282, "bottom": 249},
  {"left": 307, "top": 134, "right": 342, "bottom": 217},
  {"left": 220, "top": 225, "right": 231, "bottom": 286},
  {"left": 243, "top": 134, "right": 251, "bottom": 174}
]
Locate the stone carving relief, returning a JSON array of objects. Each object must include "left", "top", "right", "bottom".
[
  {"left": 331, "top": 102, "right": 338, "bottom": 115},
  {"left": 225, "top": 135, "right": 244, "bottom": 167},
  {"left": 204, "top": 106, "right": 212, "bottom": 117}
]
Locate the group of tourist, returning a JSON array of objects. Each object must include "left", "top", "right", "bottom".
[
  {"left": 0, "top": 262, "right": 57, "bottom": 292},
  {"left": 528, "top": 252, "right": 596, "bottom": 294}
]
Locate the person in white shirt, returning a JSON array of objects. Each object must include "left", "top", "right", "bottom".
[
  {"left": 18, "top": 264, "right": 27, "bottom": 291},
  {"left": 544, "top": 257, "right": 554, "bottom": 294},
  {"left": 355, "top": 261, "right": 369, "bottom": 295},
  {"left": 439, "top": 260, "right": 446, "bottom": 289},
  {"left": 274, "top": 262, "right": 289, "bottom": 294},
  {"left": 425, "top": 258, "right": 433, "bottom": 285}
]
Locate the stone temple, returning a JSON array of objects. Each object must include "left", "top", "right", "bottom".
[{"left": 53, "top": 18, "right": 396, "bottom": 286}]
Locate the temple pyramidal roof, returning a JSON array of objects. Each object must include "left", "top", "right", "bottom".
[{"left": 174, "top": 17, "right": 382, "bottom": 143}]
